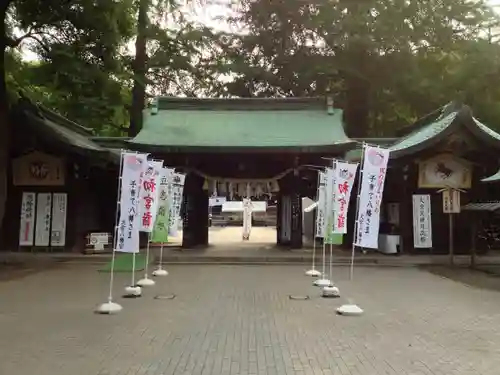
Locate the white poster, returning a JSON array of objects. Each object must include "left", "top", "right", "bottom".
[
  {"left": 139, "top": 160, "right": 163, "bottom": 232},
  {"left": 332, "top": 162, "right": 359, "bottom": 234},
  {"left": 19, "top": 192, "right": 36, "bottom": 246},
  {"left": 412, "top": 194, "right": 432, "bottom": 248},
  {"left": 115, "top": 152, "right": 148, "bottom": 253},
  {"left": 354, "top": 146, "right": 390, "bottom": 249},
  {"left": 51, "top": 193, "right": 67, "bottom": 247},
  {"left": 34, "top": 193, "right": 52, "bottom": 247},
  {"left": 442, "top": 189, "right": 460, "bottom": 213},
  {"left": 168, "top": 172, "right": 186, "bottom": 236},
  {"left": 242, "top": 198, "right": 252, "bottom": 240},
  {"left": 315, "top": 171, "right": 327, "bottom": 238}
]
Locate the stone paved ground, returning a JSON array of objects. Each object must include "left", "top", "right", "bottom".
[{"left": 2, "top": 265, "right": 500, "bottom": 375}]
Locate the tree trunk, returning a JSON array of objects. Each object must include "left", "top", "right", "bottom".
[
  {"left": 128, "top": 0, "right": 149, "bottom": 137},
  {"left": 344, "top": 73, "right": 370, "bottom": 138},
  {"left": 0, "top": 0, "right": 12, "bottom": 245}
]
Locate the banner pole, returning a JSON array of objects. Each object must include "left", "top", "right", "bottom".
[
  {"left": 124, "top": 151, "right": 144, "bottom": 298},
  {"left": 306, "top": 171, "right": 322, "bottom": 277},
  {"left": 153, "top": 168, "right": 172, "bottom": 277},
  {"left": 137, "top": 160, "right": 163, "bottom": 287},
  {"left": 350, "top": 144, "right": 366, "bottom": 281},
  {"left": 314, "top": 167, "right": 332, "bottom": 287},
  {"left": 96, "top": 149, "right": 125, "bottom": 314}
]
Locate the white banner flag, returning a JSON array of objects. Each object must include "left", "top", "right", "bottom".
[
  {"left": 19, "top": 192, "right": 36, "bottom": 246},
  {"left": 325, "top": 167, "right": 335, "bottom": 220},
  {"left": 168, "top": 172, "right": 186, "bottom": 236},
  {"left": 34, "top": 193, "right": 52, "bottom": 247},
  {"left": 354, "top": 146, "right": 390, "bottom": 249},
  {"left": 413, "top": 194, "right": 432, "bottom": 248},
  {"left": 323, "top": 167, "right": 337, "bottom": 240},
  {"left": 139, "top": 160, "right": 163, "bottom": 232},
  {"left": 51, "top": 193, "right": 67, "bottom": 247},
  {"left": 332, "top": 162, "right": 359, "bottom": 234},
  {"left": 115, "top": 152, "right": 147, "bottom": 253},
  {"left": 315, "top": 171, "right": 327, "bottom": 238}
]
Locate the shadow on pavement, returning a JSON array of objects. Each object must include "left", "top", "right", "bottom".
[{"left": 422, "top": 265, "right": 500, "bottom": 292}]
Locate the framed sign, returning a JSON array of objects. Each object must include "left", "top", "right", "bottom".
[
  {"left": 418, "top": 154, "right": 471, "bottom": 189},
  {"left": 12, "top": 151, "right": 65, "bottom": 186},
  {"left": 442, "top": 189, "right": 461, "bottom": 213}
]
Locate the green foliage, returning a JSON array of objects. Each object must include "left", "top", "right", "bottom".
[
  {"left": 3, "top": 0, "right": 500, "bottom": 137},
  {"left": 5, "top": 0, "right": 136, "bottom": 136},
  {"left": 207, "top": 0, "right": 500, "bottom": 135}
]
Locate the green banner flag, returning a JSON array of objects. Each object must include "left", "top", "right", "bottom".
[
  {"left": 324, "top": 218, "right": 343, "bottom": 245},
  {"left": 151, "top": 168, "right": 173, "bottom": 243},
  {"left": 152, "top": 203, "right": 170, "bottom": 243}
]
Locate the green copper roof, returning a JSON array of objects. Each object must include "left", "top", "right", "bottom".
[
  {"left": 129, "top": 97, "right": 354, "bottom": 151},
  {"left": 389, "top": 104, "right": 500, "bottom": 158},
  {"left": 481, "top": 169, "right": 500, "bottom": 183},
  {"left": 16, "top": 98, "right": 117, "bottom": 163},
  {"left": 473, "top": 118, "right": 500, "bottom": 142},
  {"left": 389, "top": 111, "right": 459, "bottom": 155}
]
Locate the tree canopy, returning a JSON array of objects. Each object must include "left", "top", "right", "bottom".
[{"left": 2, "top": 0, "right": 500, "bottom": 137}]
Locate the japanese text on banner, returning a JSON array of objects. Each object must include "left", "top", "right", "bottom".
[
  {"left": 139, "top": 160, "right": 163, "bottom": 232},
  {"left": 168, "top": 172, "right": 186, "bottom": 237},
  {"left": 152, "top": 167, "right": 174, "bottom": 243},
  {"left": 19, "top": 192, "right": 36, "bottom": 246},
  {"left": 34, "top": 193, "right": 51, "bottom": 247},
  {"left": 332, "top": 162, "right": 359, "bottom": 234},
  {"left": 354, "top": 146, "right": 390, "bottom": 249},
  {"left": 51, "top": 193, "right": 67, "bottom": 247},
  {"left": 315, "top": 171, "right": 327, "bottom": 238},
  {"left": 324, "top": 166, "right": 342, "bottom": 245},
  {"left": 412, "top": 194, "right": 432, "bottom": 248},
  {"left": 115, "top": 152, "right": 148, "bottom": 253}
]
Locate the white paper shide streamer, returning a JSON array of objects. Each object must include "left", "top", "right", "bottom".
[
  {"left": 115, "top": 152, "right": 148, "bottom": 253},
  {"left": 332, "top": 162, "right": 359, "bottom": 234},
  {"left": 168, "top": 172, "right": 186, "bottom": 236},
  {"left": 242, "top": 198, "right": 252, "bottom": 240},
  {"left": 354, "top": 146, "right": 390, "bottom": 249},
  {"left": 139, "top": 161, "right": 163, "bottom": 233}
]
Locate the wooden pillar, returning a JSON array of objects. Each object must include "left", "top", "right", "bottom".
[
  {"left": 182, "top": 173, "right": 207, "bottom": 248},
  {"left": 290, "top": 173, "right": 303, "bottom": 249},
  {"left": 276, "top": 192, "right": 283, "bottom": 246},
  {"left": 182, "top": 173, "right": 196, "bottom": 248},
  {"left": 197, "top": 187, "right": 209, "bottom": 247},
  {"left": 470, "top": 212, "right": 477, "bottom": 268},
  {"left": 399, "top": 164, "right": 414, "bottom": 254}
]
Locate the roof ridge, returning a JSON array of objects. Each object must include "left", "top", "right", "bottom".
[
  {"left": 37, "top": 105, "right": 94, "bottom": 136},
  {"left": 395, "top": 101, "right": 462, "bottom": 137},
  {"left": 156, "top": 96, "right": 329, "bottom": 111}
]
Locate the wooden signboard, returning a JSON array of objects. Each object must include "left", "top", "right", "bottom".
[
  {"left": 418, "top": 154, "right": 471, "bottom": 189},
  {"left": 12, "top": 151, "right": 65, "bottom": 186}
]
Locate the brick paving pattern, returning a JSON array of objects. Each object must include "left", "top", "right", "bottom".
[{"left": 1, "top": 264, "right": 500, "bottom": 375}]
